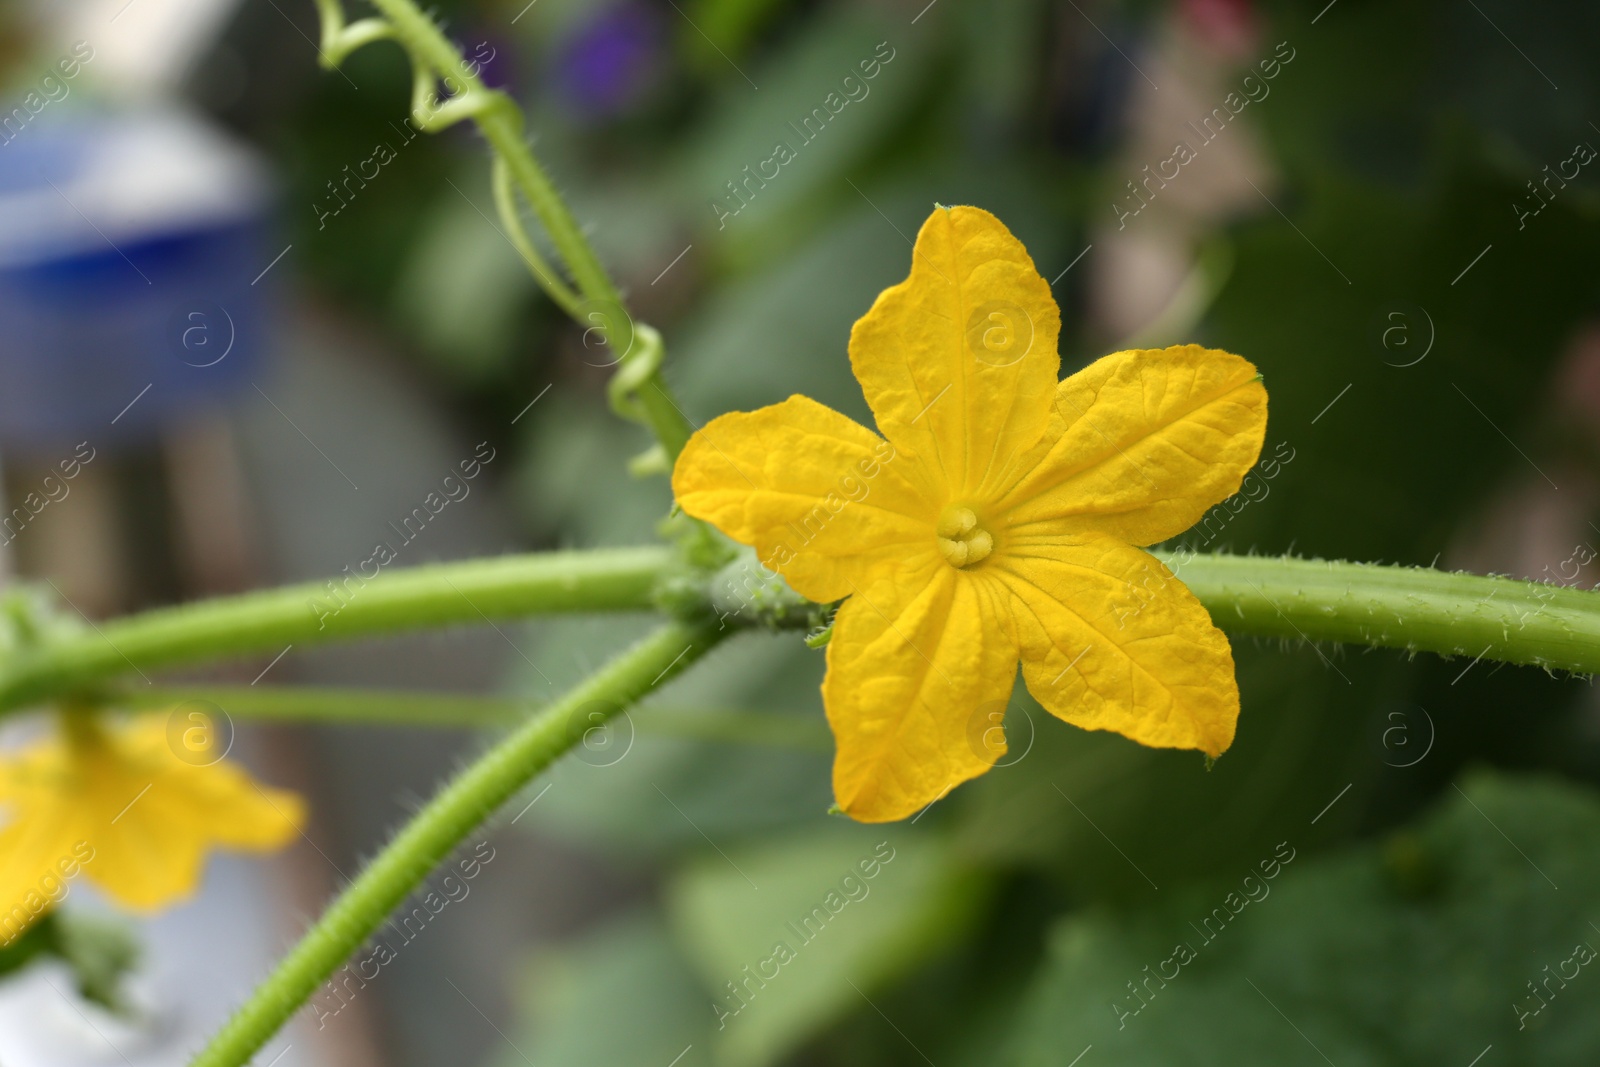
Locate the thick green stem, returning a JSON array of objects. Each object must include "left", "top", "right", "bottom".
[
  {"left": 14, "top": 549, "right": 1600, "bottom": 719},
  {"left": 1162, "top": 552, "right": 1600, "bottom": 674},
  {"left": 0, "top": 548, "right": 670, "bottom": 714},
  {"left": 188, "top": 619, "right": 724, "bottom": 1067}
]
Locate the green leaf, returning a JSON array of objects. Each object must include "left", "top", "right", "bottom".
[
  {"left": 52, "top": 912, "right": 141, "bottom": 1014},
  {"left": 672, "top": 6, "right": 931, "bottom": 245},
  {"left": 390, "top": 171, "right": 540, "bottom": 385},
  {"left": 1002, "top": 772, "right": 1600, "bottom": 1066},
  {"left": 491, "top": 912, "right": 712, "bottom": 1067},
  {"left": 0, "top": 911, "right": 140, "bottom": 1015},
  {"left": 667, "top": 825, "right": 986, "bottom": 1067},
  {"left": 515, "top": 626, "right": 834, "bottom": 852}
]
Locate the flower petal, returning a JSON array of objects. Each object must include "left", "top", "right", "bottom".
[
  {"left": 87, "top": 782, "right": 301, "bottom": 911},
  {"left": 995, "top": 345, "right": 1267, "bottom": 546},
  {"left": 0, "top": 789, "right": 89, "bottom": 943},
  {"left": 848, "top": 206, "right": 1061, "bottom": 499},
  {"left": 673, "top": 395, "right": 937, "bottom": 602},
  {"left": 994, "top": 534, "right": 1239, "bottom": 756},
  {"left": 826, "top": 554, "right": 1019, "bottom": 822},
  {"left": 77, "top": 722, "right": 304, "bottom": 910}
]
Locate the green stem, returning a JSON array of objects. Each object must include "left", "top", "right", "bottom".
[
  {"left": 1162, "top": 552, "right": 1600, "bottom": 674},
  {"left": 188, "top": 619, "right": 724, "bottom": 1067},
  {"left": 119, "top": 685, "right": 833, "bottom": 748},
  {"left": 20, "top": 550, "right": 1598, "bottom": 722},
  {"left": 490, "top": 156, "right": 584, "bottom": 319},
  {"left": 117, "top": 685, "right": 525, "bottom": 728},
  {"left": 0, "top": 548, "right": 670, "bottom": 714},
  {"left": 472, "top": 97, "right": 619, "bottom": 309}
]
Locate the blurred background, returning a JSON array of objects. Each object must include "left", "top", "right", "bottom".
[{"left": 1, "top": 0, "right": 1600, "bottom": 1063}]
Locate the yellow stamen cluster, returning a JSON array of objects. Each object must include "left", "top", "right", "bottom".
[{"left": 936, "top": 506, "right": 994, "bottom": 568}]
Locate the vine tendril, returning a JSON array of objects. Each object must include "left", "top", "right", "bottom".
[{"left": 310, "top": 0, "right": 696, "bottom": 461}]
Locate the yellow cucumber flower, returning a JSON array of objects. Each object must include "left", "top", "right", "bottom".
[
  {"left": 0, "top": 712, "right": 304, "bottom": 941},
  {"left": 673, "top": 205, "right": 1268, "bottom": 823}
]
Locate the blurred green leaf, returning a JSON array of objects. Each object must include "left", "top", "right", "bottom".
[
  {"left": 1002, "top": 772, "right": 1600, "bottom": 1065},
  {"left": 667, "top": 825, "right": 987, "bottom": 1067},
  {"left": 491, "top": 912, "right": 713, "bottom": 1067},
  {"left": 0, "top": 911, "right": 140, "bottom": 1015},
  {"left": 520, "top": 628, "right": 834, "bottom": 854},
  {"left": 683, "top": 0, "right": 793, "bottom": 67},
  {"left": 1199, "top": 160, "right": 1600, "bottom": 564},
  {"left": 670, "top": 6, "right": 935, "bottom": 256},
  {"left": 951, "top": 638, "right": 1379, "bottom": 896},
  {"left": 391, "top": 175, "right": 539, "bottom": 385},
  {"left": 513, "top": 392, "right": 672, "bottom": 548},
  {"left": 1256, "top": 0, "right": 1600, "bottom": 188}
]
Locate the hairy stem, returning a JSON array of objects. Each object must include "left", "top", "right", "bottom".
[
  {"left": 1163, "top": 552, "right": 1600, "bottom": 674},
  {"left": 18, "top": 550, "right": 1598, "bottom": 721},
  {"left": 188, "top": 619, "right": 724, "bottom": 1067},
  {"left": 0, "top": 548, "right": 671, "bottom": 714}
]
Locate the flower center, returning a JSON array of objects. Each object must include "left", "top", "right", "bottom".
[{"left": 936, "top": 506, "right": 994, "bottom": 569}]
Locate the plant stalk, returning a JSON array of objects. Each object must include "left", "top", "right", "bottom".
[
  {"left": 10, "top": 550, "right": 1600, "bottom": 719},
  {"left": 1163, "top": 552, "right": 1600, "bottom": 674},
  {"left": 0, "top": 548, "right": 670, "bottom": 714},
  {"left": 188, "top": 618, "right": 724, "bottom": 1067}
]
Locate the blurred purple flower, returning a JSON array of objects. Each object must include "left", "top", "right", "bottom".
[
  {"left": 466, "top": 33, "right": 513, "bottom": 91},
  {"left": 553, "top": 2, "right": 668, "bottom": 119}
]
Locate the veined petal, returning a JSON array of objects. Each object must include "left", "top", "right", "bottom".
[
  {"left": 994, "top": 534, "right": 1239, "bottom": 757},
  {"left": 848, "top": 206, "right": 1061, "bottom": 499},
  {"left": 826, "top": 553, "right": 1019, "bottom": 822},
  {"left": 673, "top": 395, "right": 937, "bottom": 602},
  {"left": 995, "top": 346, "right": 1267, "bottom": 546}
]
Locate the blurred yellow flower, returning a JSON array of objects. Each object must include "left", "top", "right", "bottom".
[
  {"left": 0, "top": 712, "right": 304, "bottom": 942},
  {"left": 673, "top": 205, "right": 1268, "bottom": 822}
]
